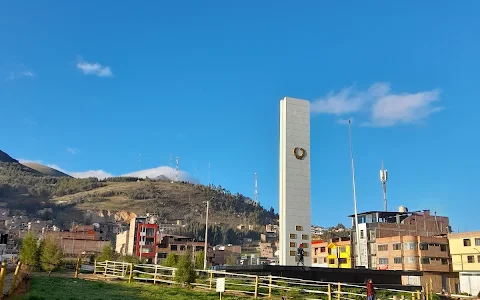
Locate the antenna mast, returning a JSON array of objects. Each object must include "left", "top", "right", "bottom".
[
  {"left": 254, "top": 172, "right": 259, "bottom": 204},
  {"left": 169, "top": 154, "right": 173, "bottom": 183},
  {"left": 348, "top": 120, "right": 361, "bottom": 268},
  {"left": 380, "top": 160, "right": 388, "bottom": 211},
  {"left": 175, "top": 157, "right": 179, "bottom": 182}
]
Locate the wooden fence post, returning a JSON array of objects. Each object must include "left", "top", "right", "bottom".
[
  {"left": 412, "top": 291, "right": 416, "bottom": 300},
  {"left": 254, "top": 275, "right": 259, "bottom": 299},
  {"left": 93, "top": 260, "right": 97, "bottom": 275},
  {"left": 0, "top": 261, "right": 7, "bottom": 295},
  {"left": 337, "top": 282, "right": 341, "bottom": 300},
  {"left": 153, "top": 265, "right": 157, "bottom": 285},
  {"left": 128, "top": 263, "right": 134, "bottom": 283},
  {"left": 8, "top": 261, "right": 22, "bottom": 295},
  {"left": 74, "top": 256, "right": 81, "bottom": 278},
  {"left": 328, "top": 283, "right": 332, "bottom": 300},
  {"left": 209, "top": 270, "right": 213, "bottom": 290},
  {"left": 103, "top": 261, "right": 108, "bottom": 276},
  {"left": 393, "top": 295, "right": 398, "bottom": 300},
  {"left": 268, "top": 275, "right": 273, "bottom": 298},
  {"left": 417, "top": 291, "right": 421, "bottom": 300}
]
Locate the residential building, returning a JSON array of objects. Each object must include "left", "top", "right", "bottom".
[
  {"left": 212, "top": 245, "right": 241, "bottom": 266},
  {"left": 311, "top": 237, "right": 351, "bottom": 268},
  {"left": 44, "top": 225, "right": 109, "bottom": 256},
  {"left": 261, "top": 232, "right": 278, "bottom": 243},
  {"left": 311, "top": 240, "right": 328, "bottom": 267},
  {"left": 448, "top": 231, "right": 480, "bottom": 296},
  {"left": 260, "top": 242, "right": 278, "bottom": 258}
]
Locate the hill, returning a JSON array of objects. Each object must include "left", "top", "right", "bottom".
[
  {"left": 0, "top": 150, "right": 18, "bottom": 163},
  {"left": 22, "top": 162, "right": 71, "bottom": 177}
]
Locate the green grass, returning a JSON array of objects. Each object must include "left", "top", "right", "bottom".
[{"left": 17, "top": 276, "right": 252, "bottom": 300}]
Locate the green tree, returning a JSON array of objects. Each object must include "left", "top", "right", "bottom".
[
  {"left": 19, "top": 232, "right": 40, "bottom": 269},
  {"left": 175, "top": 251, "right": 196, "bottom": 286},
  {"left": 40, "top": 236, "right": 63, "bottom": 275},
  {"left": 226, "top": 253, "right": 238, "bottom": 265},
  {"left": 195, "top": 250, "right": 204, "bottom": 269},
  {"left": 97, "top": 244, "right": 115, "bottom": 262},
  {"left": 163, "top": 252, "right": 178, "bottom": 267}
]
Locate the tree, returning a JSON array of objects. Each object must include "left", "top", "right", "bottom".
[
  {"left": 19, "top": 232, "right": 40, "bottom": 269},
  {"left": 40, "top": 236, "right": 63, "bottom": 275},
  {"left": 175, "top": 251, "right": 196, "bottom": 286},
  {"left": 97, "top": 244, "right": 115, "bottom": 262},
  {"left": 163, "top": 252, "right": 178, "bottom": 267},
  {"left": 226, "top": 253, "right": 238, "bottom": 265},
  {"left": 195, "top": 250, "right": 204, "bottom": 269}
]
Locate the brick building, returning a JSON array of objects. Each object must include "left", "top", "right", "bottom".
[{"left": 45, "top": 225, "right": 109, "bottom": 256}]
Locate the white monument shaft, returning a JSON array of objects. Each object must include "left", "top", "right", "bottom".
[{"left": 279, "top": 97, "right": 311, "bottom": 266}]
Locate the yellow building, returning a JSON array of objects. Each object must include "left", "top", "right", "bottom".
[
  {"left": 327, "top": 241, "right": 352, "bottom": 269},
  {"left": 448, "top": 231, "right": 480, "bottom": 296}
]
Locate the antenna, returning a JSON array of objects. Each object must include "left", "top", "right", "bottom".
[
  {"left": 348, "top": 120, "right": 361, "bottom": 268},
  {"left": 380, "top": 160, "right": 388, "bottom": 211},
  {"left": 169, "top": 154, "right": 173, "bottom": 183},
  {"left": 254, "top": 172, "right": 259, "bottom": 204},
  {"left": 175, "top": 157, "right": 179, "bottom": 182}
]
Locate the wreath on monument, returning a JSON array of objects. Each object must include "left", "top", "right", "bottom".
[{"left": 293, "top": 147, "right": 307, "bottom": 160}]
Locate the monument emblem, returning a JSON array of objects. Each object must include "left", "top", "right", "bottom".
[{"left": 293, "top": 147, "right": 307, "bottom": 160}]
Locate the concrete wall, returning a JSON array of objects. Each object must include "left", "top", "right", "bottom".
[
  {"left": 115, "top": 230, "right": 129, "bottom": 255},
  {"left": 279, "top": 97, "right": 311, "bottom": 266}
]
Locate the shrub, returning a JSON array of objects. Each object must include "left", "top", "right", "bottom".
[
  {"left": 163, "top": 253, "right": 178, "bottom": 267},
  {"left": 175, "top": 251, "right": 196, "bottom": 286},
  {"left": 19, "top": 232, "right": 40, "bottom": 270},
  {"left": 40, "top": 236, "right": 63, "bottom": 274}
]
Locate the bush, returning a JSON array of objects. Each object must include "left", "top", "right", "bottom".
[
  {"left": 97, "top": 244, "right": 115, "bottom": 262},
  {"left": 40, "top": 236, "right": 63, "bottom": 274},
  {"left": 163, "top": 253, "right": 178, "bottom": 267},
  {"left": 195, "top": 250, "right": 204, "bottom": 269},
  {"left": 19, "top": 232, "right": 40, "bottom": 269},
  {"left": 175, "top": 251, "right": 196, "bottom": 286}
]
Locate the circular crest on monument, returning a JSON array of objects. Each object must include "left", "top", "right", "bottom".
[{"left": 293, "top": 147, "right": 307, "bottom": 160}]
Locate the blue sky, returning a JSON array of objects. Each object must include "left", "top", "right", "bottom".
[{"left": 1, "top": 1, "right": 479, "bottom": 231}]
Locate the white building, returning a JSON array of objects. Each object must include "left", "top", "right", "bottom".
[{"left": 279, "top": 97, "right": 312, "bottom": 266}]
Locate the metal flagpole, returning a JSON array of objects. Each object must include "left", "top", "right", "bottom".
[{"left": 348, "top": 120, "right": 361, "bottom": 268}]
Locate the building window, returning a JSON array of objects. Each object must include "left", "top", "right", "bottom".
[
  {"left": 378, "top": 244, "right": 388, "bottom": 251},
  {"left": 314, "top": 248, "right": 318, "bottom": 255},
  {"left": 478, "top": 255, "right": 480, "bottom": 263},
  {"left": 441, "top": 259, "right": 448, "bottom": 265},
  {"left": 313, "top": 258, "right": 318, "bottom": 263},
  {"left": 360, "top": 230, "right": 364, "bottom": 239},
  {"left": 320, "top": 247, "right": 326, "bottom": 253},
  {"left": 369, "top": 230, "right": 376, "bottom": 241},
  {"left": 296, "top": 226, "right": 303, "bottom": 231},
  {"left": 339, "top": 246, "right": 346, "bottom": 253},
  {"left": 304, "top": 251, "right": 309, "bottom": 257},
  {"left": 394, "top": 257, "right": 403, "bottom": 264},
  {"left": 419, "top": 243, "right": 429, "bottom": 250},
  {"left": 329, "top": 259, "right": 335, "bottom": 264},
  {"left": 323, "top": 257, "right": 327, "bottom": 263},
  {"left": 404, "top": 242, "right": 416, "bottom": 250},
  {"left": 290, "top": 234, "right": 297, "bottom": 239},
  {"left": 290, "top": 242, "right": 296, "bottom": 248},
  {"left": 289, "top": 251, "right": 296, "bottom": 256},
  {"left": 464, "top": 239, "right": 471, "bottom": 247},
  {"left": 171, "top": 245, "right": 178, "bottom": 251},
  {"left": 440, "top": 244, "right": 448, "bottom": 252},
  {"left": 405, "top": 256, "right": 416, "bottom": 264},
  {"left": 421, "top": 257, "right": 430, "bottom": 264},
  {"left": 467, "top": 256, "right": 474, "bottom": 263},
  {"left": 475, "top": 238, "right": 480, "bottom": 246},
  {"left": 339, "top": 258, "right": 347, "bottom": 264},
  {"left": 301, "top": 243, "right": 309, "bottom": 248},
  {"left": 378, "top": 258, "right": 388, "bottom": 265},
  {"left": 302, "top": 234, "right": 309, "bottom": 240},
  {"left": 393, "top": 243, "right": 402, "bottom": 251}
]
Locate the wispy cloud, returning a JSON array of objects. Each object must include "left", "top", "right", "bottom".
[
  {"left": 66, "top": 148, "right": 79, "bottom": 155},
  {"left": 311, "top": 83, "right": 443, "bottom": 127},
  {"left": 5, "top": 70, "right": 36, "bottom": 81},
  {"left": 18, "top": 159, "right": 196, "bottom": 182},
  {"left": 76, "top": 59, "right": 112, "bottom": 77},
  {"left": 336, "top": 117, "right": 353, "bottom": 125}
]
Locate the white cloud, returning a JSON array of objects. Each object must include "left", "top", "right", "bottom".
[
  {"left": 76, "top": 59, "right": 112, "bottom": 77},
  {"left": 311, "top": 83, "right": 443, "bottom": 127},
  {"left": 66, "top": 148, "right": 79, "bottom": 155},
  {"left": 5, "top": 70, "right": 36, "bottom": 81}
]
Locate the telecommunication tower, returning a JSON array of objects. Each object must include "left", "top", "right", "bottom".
[
  {"left": 175, "top": 157, "right": 179, "bottom": 182},
  {"left": 254, "top": 172, "right": 259, "bottom": 204},
  {"left": 380, "top": 160, "right": 388, "bottom": 211}
]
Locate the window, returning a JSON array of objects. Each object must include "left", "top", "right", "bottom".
[
  {"left": 314, "top": 248, "right": 318, "bottom": 255},
  {"left": 369, "top": 230, "right": 376, "bottom": 241},
  {"left": 302, "top": 234, "right": 309, "bottom": 240},
  {"left": 378, "top": 244, "right": 388, "bottom": 251},
  {"left": 421, "top": 257, "right": 430, "bottom": 264},
  {"left": 171, "top": 245, "right": 178, "bottom": 251},
  {"left": 320, "top": 247, "right": 326, "bottom": 253},
  {"left": 419, "top": 243, "right": 429, "bottom": 250},
  {"left": 304, "top": 251, "right": 309, "bottom": 257},
  {"left": 440, "top": 244, "right": 448, "bottom": 252},
  {"left": 290, "top": 242, "right": 296, "bottom": 248},
  {"left": 475, "top": 238, "right": 480, "bottom": 246},
  {"left": 378, "top": 258, "right": 388, "bottom": 265},
  {"left": 329, "top": 259, "right": 335, "bottom": 264},
  {"left": 393, "top": 243, "right": 402, "bottom": 251},
  {"left": 339, "top": 246, "right": 346, "bottom": 253},
  {"left": 289, "top": 251, "right": 296, "bottom": 256},
  {"left": 339, "top": 258, "right": 347, "bottom": 264},
  {"left": 360, "top": 230, "right": 364, "bottom": 239},
  {"left": 441, "top": 259, "right": 448, "bottom": 265},
  {"left": 290, "top": 234, "right": 297, "bottom": 239},
  {"left": 313, "top": 258, "right": 318, "bottom": 263},
  {"left": 467, "top": 256, "right": 474, "bottom": 263},
  {"left": 296, "top": 226, "right": 303, "bottom": 231},
  {"left": 464, "top": 239, "right": 471, "bottom": 247},
  {"left": 405, "top": 256, "right": 416, "bottom": 264},
  {"left": 323, "top": 257, "right": 327, "bottom": 263},
  {"left": 404, "top": 242, "right": 416, "bottom": 250},
  {"left": 301, "top": 243, "right": 309, "bottom": 249},
  {"left": 478, "top": 255, "right": 480, "bottom": 263},
  {"left": 394, "top": 257, "right": 403, "bottom": 264}
]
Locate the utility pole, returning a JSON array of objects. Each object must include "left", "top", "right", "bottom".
[
  {"left": 348, "top": 120, "right": 361, "bottom": 268},
  {"left": 380, "top": 160, "right": 388, "bottom": 212},
  {"left": 203, "top": 200, "right": 210, "bottom": 270}
]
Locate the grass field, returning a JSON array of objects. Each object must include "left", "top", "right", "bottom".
[{"left": 16, "top": 276, "right": 252, "bottom": 300}]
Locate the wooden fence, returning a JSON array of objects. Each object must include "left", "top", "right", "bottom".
[{"left": 94, "top": 260, "right": 424, "bottom": 299}]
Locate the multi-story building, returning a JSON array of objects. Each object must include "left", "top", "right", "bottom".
[
  {"left": 448, "top": 231, "right": 480, "bottom": 296},
  {"left": 260, "top": 242, "right": 278, "bottom": 258},
  {"left": 349, "top": 208, "right": 457, "bottom": 293},
  {"left": 44, "top": 225, "right": 110, "bottom": 256},
  {"left": 311, "top": 237, "right": 351, "bottom": 268},
  {"left": 212, "top": 245, "right": 241, "bottom": 266}
]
